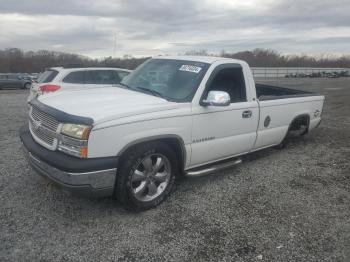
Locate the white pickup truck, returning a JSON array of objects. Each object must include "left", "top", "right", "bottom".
[{"left": 20, "top": 56, "right": 324, "bottom": 211}]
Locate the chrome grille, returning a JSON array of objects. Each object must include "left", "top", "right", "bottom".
[
  {"left": 30, "top": 121, "right": 55, "bottom": 145},
  {"left": 31, "top": 105, "right": 59, "bottom": 131},
  {"left": 29, "top": 105, "right": 60, "bottom": 149}
]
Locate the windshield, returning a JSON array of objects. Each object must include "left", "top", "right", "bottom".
[{"left": 121, "top": 59, "right": 209, "bottom": 102}]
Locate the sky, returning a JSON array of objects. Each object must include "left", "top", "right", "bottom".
[{"left": 0, "top": 0, "right": 349, "bottom": 58}]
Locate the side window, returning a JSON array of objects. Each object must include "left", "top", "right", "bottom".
[
  {"left": 62, "top": 71, "right": 85, "bottom": 84},
  {"left": 206, "top": 67, "right": 246, "bottom": 103},
  {"left": 116, "top": 70, "right": 129, "bottom": 80},
  {"left": 85, "top": 70, "right": 118, "bottom": 84}
]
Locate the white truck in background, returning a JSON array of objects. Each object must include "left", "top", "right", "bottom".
[{"left": 20, "top": 56, "right": 324, "bottom": 211}]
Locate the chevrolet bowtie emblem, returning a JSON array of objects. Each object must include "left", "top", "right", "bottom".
[{"left": 33, "top": 120, "right": 42, "bottom": 130}]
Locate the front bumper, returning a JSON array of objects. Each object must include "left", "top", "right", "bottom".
[{"left": 20, "top": 125, "right": 118, "bottom": 198}]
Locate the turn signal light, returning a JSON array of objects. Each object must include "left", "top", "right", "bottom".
[
  {"left": 81, "top": 146, "right": 88, "bottom": 158},
  {"left": 39, "top": 84, "right": 61, "bottom": 94}
]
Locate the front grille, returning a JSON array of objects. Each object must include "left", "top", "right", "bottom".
[
  {"left": 29, "top": 105, "right": 60, "bottom": 149},
  {"left": 30, "top": 121, "right": 55, "bottom": 145},
  {"left": 31, "top": 105, "right": 59, "bottom": 131}
]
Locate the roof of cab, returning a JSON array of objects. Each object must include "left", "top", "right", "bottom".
[
  {"left": 48, "top": 67, "right": 131, "bottom": 72},
  {"left": 155, "top": 55, "right": 244, "bottom": 64}
]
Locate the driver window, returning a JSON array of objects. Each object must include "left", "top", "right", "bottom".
[{"left": 207, "top": 67, "right": 246, "bottom": 103}]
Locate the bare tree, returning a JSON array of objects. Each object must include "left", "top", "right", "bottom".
[{"left": 0, "top": 47, "right": 349, "bottom": 73}]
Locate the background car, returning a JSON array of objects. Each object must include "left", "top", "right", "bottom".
[
  {"left": 0, "top": 73, "right": 32, "bottom": 89},
  {"left": 29, "top": 73, "right": 39, "bottom": 82},
  {"left": 28, "top": 67, "right": 131, "bottom": 101}
]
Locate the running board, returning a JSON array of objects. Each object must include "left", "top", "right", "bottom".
[{"left": 186, "top": 158, "right": 242, "bottom": 177}]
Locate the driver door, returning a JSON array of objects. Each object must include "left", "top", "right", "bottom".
[{"left": 190, "top": 65, "right": 259, "bottom": 167}]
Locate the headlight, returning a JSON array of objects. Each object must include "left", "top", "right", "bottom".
[
  {"left": 59, "top": 123, "right": 91, "bottom": 158},
  {"left": 61, "top": 124, "right": 91, "bottom": 139}
]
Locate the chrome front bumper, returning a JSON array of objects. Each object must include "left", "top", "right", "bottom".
[{"left": 20, "top": 125, "right": 118, "bottom": 198}]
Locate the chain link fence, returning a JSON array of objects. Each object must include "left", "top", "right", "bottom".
[{"left": 252, "top": 67, "right": 350, "bottom": 79}]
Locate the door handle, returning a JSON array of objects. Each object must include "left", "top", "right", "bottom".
[{"left": 242, "top": 110, "right": 252, "bottom": 118}]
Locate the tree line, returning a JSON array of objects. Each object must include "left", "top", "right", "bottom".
[
  {"left": 0, "top": 48, "right": 149, "bottom": 73},
  {"left": 186, "top": 49, "right": 350, "bottom": 68},
  {"left": 0, "top": 47, "right": 349, "bottom": 73}
]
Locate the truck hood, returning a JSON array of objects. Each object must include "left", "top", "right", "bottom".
[{"left": 38, "top": 86, "right": 178, "bottom": 124}]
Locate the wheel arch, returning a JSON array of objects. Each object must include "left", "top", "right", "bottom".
[
  {"left": 289, "top": 113, "right": 310, "bottom": 133},
  {"left": 275, "top": 113, "right": 311, "bottom": 149},
  {"left": 117, "top": 135, "right": 187, "bottom": 174}
]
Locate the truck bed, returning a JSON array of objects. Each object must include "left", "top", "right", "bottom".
[{"left": 256, "top": 84, "right": 318, "bottom": 101}]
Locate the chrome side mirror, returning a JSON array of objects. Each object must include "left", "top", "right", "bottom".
[{"left": 201, "top": 91, "right": 231, "bottom": 106}]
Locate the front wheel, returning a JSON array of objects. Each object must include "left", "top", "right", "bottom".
[{"left": 116, "top": 142, "right": 178, "bottom": 211}]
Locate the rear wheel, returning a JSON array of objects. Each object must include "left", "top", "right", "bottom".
[{"left": 116, "top": 142, "right": 178, "bottom": 211}]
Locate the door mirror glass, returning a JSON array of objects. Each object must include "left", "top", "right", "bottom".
[{"left": 202, "top": 91, "right": 230, "bottom": 106}]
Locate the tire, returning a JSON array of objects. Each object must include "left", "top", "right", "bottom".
[
  {"left": 116, "top": 141, "right": 178, "bottom": 211},
  {"left": 23, "top": 82, "right": 31, "bottom": 89}
]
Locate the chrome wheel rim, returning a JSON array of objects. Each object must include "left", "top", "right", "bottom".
[{"left": 131, "top": 153, "right": 171, "bottom": 202}]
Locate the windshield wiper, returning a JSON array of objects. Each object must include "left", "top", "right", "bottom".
[
  {"left": 118, "top": 84, "right": 174, "bottom": 101},
  {"left": 134, "top": 86, "right": 166, "bottom": 99},
  {"left": 116, "top": 82, "right": 131, "bottom": 89}
]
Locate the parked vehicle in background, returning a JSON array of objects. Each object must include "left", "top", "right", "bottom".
[
  {"left": 0, "top": 73, "right": 32, "bottom": 89},
  {"left": 285, "top": 70, "right": 350, "bottom": 78},
  {"left": 28, "top": 67, "right": 131, "bottom": 101},
  {"left": 20, "top": 56, "right": 324, "bottom": 211},
  {"left": 29, "top": 73, "right": 40, "bottom": 82},
  {"left": 20, "top": 73, "right": 33, "bottom": 82}
]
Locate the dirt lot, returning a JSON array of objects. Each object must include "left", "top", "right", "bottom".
[{"left": 0, "top": 79, "right": 349, "bottom": 262}]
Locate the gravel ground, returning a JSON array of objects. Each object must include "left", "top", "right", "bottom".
[{"left": 0, "top": 79, "right": 349, "bottom": 262}]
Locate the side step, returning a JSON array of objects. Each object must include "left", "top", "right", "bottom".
[{"left": 186, "top": 158, "right": 242, "bottom": 177}]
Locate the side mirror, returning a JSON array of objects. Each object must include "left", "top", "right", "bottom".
[{"left": 201, "top": 91, "right": 230, "bottom": 106}]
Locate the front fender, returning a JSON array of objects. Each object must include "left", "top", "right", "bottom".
[{"left": 87, "top": 116, "right": 192, "bottom": 163}]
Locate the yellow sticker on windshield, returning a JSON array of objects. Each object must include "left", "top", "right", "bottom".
[{"left": 179, "top": 65, "right": 202, "bottom": 73}]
